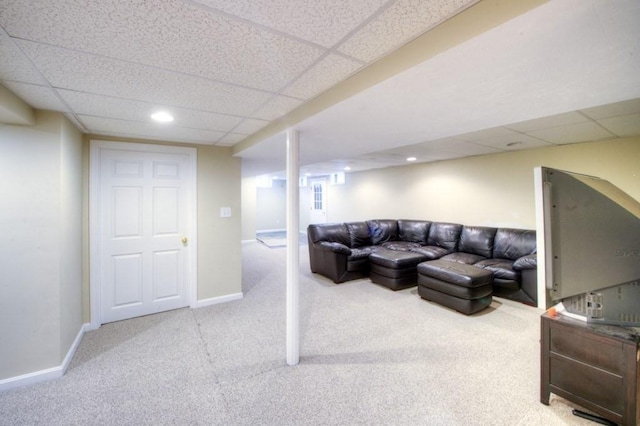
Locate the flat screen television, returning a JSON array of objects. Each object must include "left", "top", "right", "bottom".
[{"left": 536, "top": 167, "right": 640, "bottom": 326}]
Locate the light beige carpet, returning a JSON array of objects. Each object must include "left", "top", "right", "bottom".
[{"left": 0, "top": 241, "right": 598, "bottom": 425}]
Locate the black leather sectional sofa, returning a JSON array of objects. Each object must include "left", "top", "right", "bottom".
[{"left": 307, "top": 219, "right": 538, "bottom": 306}]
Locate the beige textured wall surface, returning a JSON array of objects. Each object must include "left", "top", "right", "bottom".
[
  {"left": 327, "top": 138, "right": 640, "bottom": 229},
  {"left": 58, "top": 116, "right": 84, "bottom": 360},
  {"left": 196, "top": 146, "right": 242, "bottom": 300},
  {"left": 0, "top": 111, "right": 83, "bottom": 380},
  {"left": 255, "top": 179, "right": 286, "bottom": 231},
  {"left": 241, "top": 176, "right": 257, "bottom": 241}
]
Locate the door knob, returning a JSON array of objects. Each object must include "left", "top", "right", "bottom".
[{"left": 181, "top": 237, "right": 188, "bottom": 244}]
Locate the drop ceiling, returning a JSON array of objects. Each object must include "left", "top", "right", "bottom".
[{"left": 1, "top": 0, "right": 639, "bottom": 178}]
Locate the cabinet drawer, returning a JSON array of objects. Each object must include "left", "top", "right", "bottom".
[
  {"left": 550, "top": 323, "right": 624, "bottom": 374},
  {"left": 550, "top": 354, "right": 624, "bottom": 415}
]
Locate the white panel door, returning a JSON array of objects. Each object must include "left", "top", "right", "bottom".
[
  {"left": 309, "top": 178, "right": 327, "bottom": 224},
  {"left": 93, "top": 142, "right": 195, "bottom": 324}
]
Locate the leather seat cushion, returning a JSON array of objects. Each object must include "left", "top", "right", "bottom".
[
  {"left": 409, "top": 245, "right": 448, "bottom": 259},
  {"left": 474, "top": 258, "right": 518, "bottom": 280},
  {"left": 417, "top": 260, "right": 493, "bottom": 288},
  {"left": 381, "top": 241, "right": 422, "bottom": 251},
  {"left": 369, "top": 249, "right": 428, "bottom": 268},
  {"left": 440, "top": 252, "right": 487, "bottom": 265}
]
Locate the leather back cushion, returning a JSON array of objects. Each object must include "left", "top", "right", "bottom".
[
  {"left": 345, "top": 221, "right": 372, "bottom": 248},
  {"left": 458, "top": 226, "right": 497, "bottom": 258},
  {"left": 397, "top": 220, "right": 431, "bottom": 245},
  {"left": 366, "top": 219, "right": 398, "bottom": 245},
  {"left": 493, "top": 228, "right": 537, "bottom": 260},
  {"left": 307, "top": 223, "right": 350, "bottom": 246},
  {"left": 427, "top": 222, "right": 463, "bottom": 253}
]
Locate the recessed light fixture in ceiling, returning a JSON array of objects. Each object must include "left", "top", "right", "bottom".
[
  {"left": 407, "top": 156, "right": 417, "bottom": 162},
  {"left": 343, "top": 166, "right": 351, "bottom": 171},
  {"left": 506, "top": 141, "right": 522, "bottom": 147},
  {"left": 151, "top": 111, "right": 174, "bottom": 123}
]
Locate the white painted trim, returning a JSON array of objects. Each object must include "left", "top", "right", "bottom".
[
  {"left": 89, "top": 140, "right": 198, "bottom": 327},
  {"left": 195, "top": 293, "right": 243, "bottom": 308},
  {"left": 285, "top": 129, "right": 300, "bottom": 366},
  {"left": 0, "top": 323, "right": 89, "bottom": 392},
  {"left": 533, "top": 166, "right": 547, "bottom": 310}
]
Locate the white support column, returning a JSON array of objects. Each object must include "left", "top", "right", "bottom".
[{"left": 286, "top": 129, "right": 300, "bottom": 366}]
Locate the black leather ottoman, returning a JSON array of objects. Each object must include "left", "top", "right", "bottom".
[
  {"left": 368, "top": 249, "right": 428, "bottom": 290},
  {"left": 417, "top": 260, "right": 493, "bottom": 314}
]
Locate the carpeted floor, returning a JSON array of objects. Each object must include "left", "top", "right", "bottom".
[{"left": 0, "top": 242, "right": 597, "bottom": 425}]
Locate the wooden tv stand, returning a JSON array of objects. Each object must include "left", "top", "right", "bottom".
[{"left": 541, "top": 312, "right": 640, "bottom": 425}]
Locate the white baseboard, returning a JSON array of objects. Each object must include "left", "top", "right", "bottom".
[
  {"left": 195, "top": 292, "right": 243, "bottom": 308},
  {"left": 256, "top": 228, "right": 286, "bottom": 233},
  {"left": 0, "top": 322, "right": 89, "bottom": 392}
]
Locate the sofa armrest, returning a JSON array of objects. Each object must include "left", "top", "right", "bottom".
[
  {"left": 319, "top": 241, "right": 352, "bottom": 255},
  {"left": 513, "top": 254, "right": 537, "bottom": 271}
]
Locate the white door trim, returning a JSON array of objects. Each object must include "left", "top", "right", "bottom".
[
  {"left": 309, "top": 177, "right": 328, "bottom": 224},
  {"left": 89, "top": 140, "right": 197, "bottom": 329}
]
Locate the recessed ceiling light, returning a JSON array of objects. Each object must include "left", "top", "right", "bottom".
[
  {"left": 407, "top": 156, "right": 417, "bottom": 162},
  {"left": 506, "top": 141, "right": 522, "bottom": 147},
  {"left": 151, "top": 111, "right": 174, "bottom": 123},
  {"left": 343, "top": 166, "right": 351, "bottom": 171}
]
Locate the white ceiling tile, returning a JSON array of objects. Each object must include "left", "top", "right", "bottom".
[
  {"left": 233, "top": 118, "right": 270, "bottom": 135},
  {"left": 58, "top": 90, "right": 242, "bottom": 132},
  {"left": 0, "top": 0, "right": 323, "bottom": 92},
  {"left": 472, "top": 133, "right": 553, "bottom": 150},
  {"left": 64, "top": 113, "right": 88, "bottom": 132},
  {"left": 252, "top": 95, "right": 304, "bottom": 121},
  {"left": 0, "top": 29, "right": 47, "bottom": 85},
  {"left": 218, "top": 133, "right": 247, "bottom": 146},
  {"left": 421, "top": 138, "right": 502, "bottom": 156},
  {"left": 193, "top": 0, "right": 388, "bottom": 48},
  {"left": 505, "top": 111, "right": 589, "bottom": 133},
  {"left": 281, "top": 54, "right": 364, "bottom": 100},
  {"left": 338, "top": 0, "right": 479, "bottom": 62},
  {"left": 79, "top": 115, "right": 225, "bottom": 145},
  {"left": 527, "top": 121, "right": 615, "bottom": 144},
  {"left": 581, "top": 98, "right": 640, "bottom": 120},
  {"left": 2, "top": 81, "right": 68, "bottom": 111},
  {"left": 17, "top": 41, "right": 273, "bottom": 117},
  {"left": 598, "top": 113, "right": 640, "bottom": 137},
  {"left": 455, "top": 126, "right": 520, "bottom": 142}
]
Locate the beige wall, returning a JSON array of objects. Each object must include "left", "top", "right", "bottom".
[
  {"left": 241, "top": 177, "right": 257, "bottom": 241},
  {"left": 0, "top": 111, "right": 83, "bottom": 380},
  {"left": 59, "top": 116, "right": 84, "bottom": 360},
  {"left": 255, "top": 179, "right": 287, "bottom": 231},
  {"left": 326, "top": 138, "right": 640, "bottom": 229},
  {"left": 242, "top": 177, "right": 313, "bottom": 239},
  {"left": 196, "top": 146, "right": 242, "bottom": 300}
]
